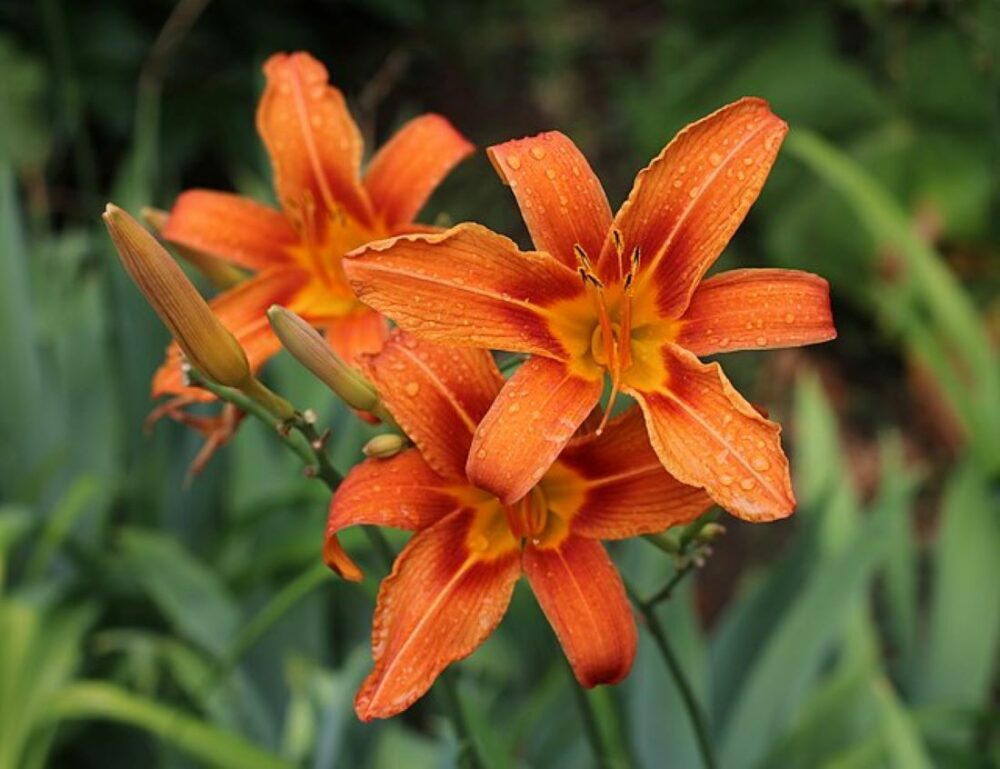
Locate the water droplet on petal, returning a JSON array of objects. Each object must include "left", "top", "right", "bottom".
[
  {"left": 404, "top": 381, "right": 420, "bottom": 396},
  {"left": 740, "top": 478, "right": 756, "bottom": 490},
  {"left": 506, "top": 155, "right": 521, "bottom": 170},
  {"left": 530, "top": 146, "right": 546, "bottom": 160}
]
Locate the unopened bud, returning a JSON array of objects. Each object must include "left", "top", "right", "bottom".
[
  {"left": 267, "top": 305, "right": 380, "bottom": 413},
  {"left": 142, "top": 206, "right": 245, "bottom": 289},
  {"left": 696, "top": 522, "right": 727, "bottom": 543},
  {"left": 363, "top": 433, "right": 406, "bottom": 459},
  {"left": 103, "top": 203, "right": 251, "bottom": 389}
]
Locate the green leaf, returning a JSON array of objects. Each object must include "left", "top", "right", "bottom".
[
  {"left": 785, "top": 127, "right": 1000, "bottom": 469},
  {"left": 918, "top": 460, "right": 1000, "bottom": 707},
  {"left": 719, "top": 475, "right": 898, "bottom": 769},
  {"left": 46, "top": 681, "right": 295, "bottom": 769},
  {"left": 118, "top": 528, "right": 240, "bottom": 656}
]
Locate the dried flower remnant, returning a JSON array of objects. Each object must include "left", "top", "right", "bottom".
[{"left": 345, "top": 98, "right": 836, "bottom": 521}]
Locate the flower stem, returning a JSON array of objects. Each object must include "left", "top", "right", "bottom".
[
  {"left": 437, "top": 671, "right": 483, "bottom": 769},
  {"left": 187, "top": 368, "right": 341, "bottom": 487},
  {"left": 626, "top": 582, "right": 717, "bottom": 769},
  {"left": 563, "top": 656, "right": 615, "bottom": 769}
]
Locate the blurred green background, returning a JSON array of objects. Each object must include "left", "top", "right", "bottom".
[{"left": 1, "top": 0, "right": 998, "bottom": 767}]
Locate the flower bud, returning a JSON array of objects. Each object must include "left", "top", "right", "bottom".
[
  {"left": 267, "top": 305, "right": 380, "bottom": 412},
  {"left": 103, "top": 203, "right": 252, "bottom": 389},
  {"left": 142, "top": 206, "right": 245, "bottom": 289},
  {"left": 363, "top": 433, "right": 406, "bottom": 459},
  {"left": 696, "top": 522, "right": 727, "bottom": 543}
]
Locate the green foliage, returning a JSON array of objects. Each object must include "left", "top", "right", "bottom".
[{"left": 1, "top": 0, "right": 998, "bottom": 767}]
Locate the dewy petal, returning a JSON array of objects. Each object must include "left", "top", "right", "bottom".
[
  {"left": 364, "top": 330, "right": 504, "bottom": 482},
  {"left": 364, "top": 114, "right": 474, "bottom": 229},
  {"left": 551, "top": 409, "right": 712, "bottom": 540},
  {"left": 315, "top": 308, "right": 388, "bottom": 367},
  {"left": 628, "top": 344, "right": 795, "bottom": 522},
  {"left": 345, "top": 223, "right": 585, "bottom": 358},
  {"left": 601, "top": 98, "right": 787, "bottom": 317},
  {"left": 466, "top": 356, "right": 603, "bottom": 505},
  {"left": 257, "top": 52, "right": 373, "bottom": 228},
  {"left": 163, "top": 190, "right": 298, "bottom": 271},
  {"left": 355, "top": 506, "right": 520, "bottom": 720},
  {"left": 524, "top": 536, "right": 636, "bottom": 687},
  {"left": 488, "top": 131, "right": 612, "bottom": 269},
  {"left": 152, "top": 268, "right": 309, "bottom": 400},
  {"left": 676, "top": 268, "right": 836, "bottom": 356},
  {"left": 325, "top": 449, "right": 463, "bottom": 581}
]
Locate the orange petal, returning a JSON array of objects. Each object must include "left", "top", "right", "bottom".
[
  {"left": 466, "top": 356, "right": 603, "bottom": 505},
  {"left": 317, "top": 308, "right": 388, "bottom": 367},
  {"left": 152, "top": 268, "right": 308, "bottom": 400},
  {"left": 628, "top": 344, "right": 795, "bottom": 521},
  {"left": 364, "top": 114, "right": 474, "bottom": 229},
  {"left": 552, "top": 409, "right": 712, "bottom": 539},
  {"left": 365, "top": 330, "right": 504, "bottom": 481},
  {"left": 524, "top": 536, "right": 636, "bottom": 687},
  {"left": 601, "top": 98, "right": 787, "bottom": 317},
  {"left": 488, "top": 132, "right": 612, "bottom": 268},
  {"left": 345, "top": 223, "right": 584, "bottom": 358},
  {"left": 163, "top": 190, "right": 298, "bottom": 271},
  {"left": 355, "top": 506, "right": 521, "bottom": 720},
  {"left": 257, "top": 52, "right": 372, "bottom": 228},
  {"left": 676, "top": 268, "right": 836, "bottom": 356},
  {"left": 325, "top": 449, "right": 463, "bottom": 580}
]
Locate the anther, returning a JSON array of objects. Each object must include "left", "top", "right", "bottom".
[{"left": 612, "top": 228, "right": 624, "bottom": 258}]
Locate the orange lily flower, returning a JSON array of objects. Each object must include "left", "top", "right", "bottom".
[
  {"left": 153, "top": 51, "right": 473, "bottom": 405},
  {"left": 344, "top": 98, "right": 835, "bottom": 522},
  {"left": 325, "top": 330, "right": 711, "bottom": 720}
]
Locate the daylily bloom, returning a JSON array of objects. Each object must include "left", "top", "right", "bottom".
[
  {"left": 344, "top": 98, "right": 835, "bottom": 522},
  {"left": 153, "top": 50, "right": 473, "bottom": 406},
  {"left": 325, "top": 330, "right": 712, "bottom": 720}
]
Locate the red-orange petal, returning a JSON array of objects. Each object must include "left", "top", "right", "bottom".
[
  {"left": 345, "top": 223, "right": 584, "bottom": 358},
  {"left": 162, "top": 190, "right": 298, "bottom": 271},
  {"left": 325, "top": 449, "right": 462, "bottom": 580},
  {"left": 466, "top": 356, "right": 603, "bottom": 505},
  {"left": 315, "top": 308, "right": 388, "bottom": 368},
  {"left": 355, "top": 506, "right": 521, "bottom": 720},
  {"left": 488, "top": 132, "right": 612, "bottom": 269},
  {"left": 257, "top": 52, "right": 372, "bottom": 228},
  {"left": 676, "top": 268, "right": 836, "bottom": 356},
  {"left": 600, "top": 98, "right": 787, "bottom": 317},
  {"left": 152, "top": 267, "right": 309, "bottom": 400},
  {"left": 364, "top": 330, "right": 504, "bottom": 482},
  {"left": 524, "top": 536, "right": 636, "bottom": 687},
  {"left": 628, "top": 344, "right": 795, "bottom": 522},
  {"left": 364, "top": 114, "right": 474, "bottom": 229},
  {"left": 553, "top": 409, "right": 712, "bottom": 540}
]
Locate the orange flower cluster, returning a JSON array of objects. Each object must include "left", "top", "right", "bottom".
[{"left": 109, "top": 51, "right": 835, "bottom": 722}]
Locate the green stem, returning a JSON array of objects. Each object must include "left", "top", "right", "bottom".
[
  {"left": 563, "top": 657, "right": 615, "bottom": 769},
  {"left": 626, "top": 582, "right": 717, "bottom": 769},
  {"left": 187, "top": 369, "right": 341, "bottom": 487},
  {"left": 437, "top": 672, "right": 483, "bottom": 769},
  {"left": 644, "top": 565, "right": 694, "bottom": 607}
]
